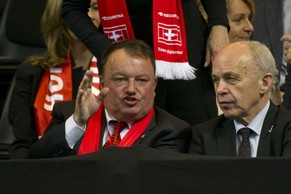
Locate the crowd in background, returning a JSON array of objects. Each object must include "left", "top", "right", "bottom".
[{"left": 2, "top": 0, "right": 291, "bottom": 159}]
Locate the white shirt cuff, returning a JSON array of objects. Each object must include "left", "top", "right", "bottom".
[{"left": 65, "top": 115, "right": 86, "bottom": 149}]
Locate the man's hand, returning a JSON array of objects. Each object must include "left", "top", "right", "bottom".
[
  {"left": 281, "top": 35, "right": 291, "bottom": 64},
  {"left": 204, "top": 25, "right": 229, "bottom": 67},
  {"left": 73, "top": 70, "right": 109, "bottom": 127}
]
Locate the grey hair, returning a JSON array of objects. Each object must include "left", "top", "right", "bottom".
[{"left": 248, "top": 41, "right": 281, "bottom": 105}]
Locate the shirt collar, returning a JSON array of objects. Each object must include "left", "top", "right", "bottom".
[
  {"left": 104, "top": 109, "right": 133, "bottom": 128},
  {"left": 234, "top": 100, "right": 270, "bottom": 135}
]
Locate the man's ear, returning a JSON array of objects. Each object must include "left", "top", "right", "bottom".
[{"left": 260, "top": 73, "right": 273, "bottom": 94}]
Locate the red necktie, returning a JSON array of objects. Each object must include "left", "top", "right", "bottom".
[{"left": 104, "top": 121, "right": 127, "bottom": 147}]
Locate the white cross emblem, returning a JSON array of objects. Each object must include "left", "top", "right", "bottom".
[
  {"left": 103, "top": 24, "right": 129, "bottom": 42},
  {"left": 158, "top": 23, "right": 182, "bottom": 46}
]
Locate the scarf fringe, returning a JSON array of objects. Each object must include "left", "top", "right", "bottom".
[{"left": 155, "top": 60, "right": 196, "bottom": 80}]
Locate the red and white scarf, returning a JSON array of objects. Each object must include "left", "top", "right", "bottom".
[
  {"left": 34, "top": 56, "right": 100, "bottom": 137},
  {"left": 78, "top": 103, "right": 155, "bottom": 155},
  {"left": 98, "top": 0, "right": 196, "bottom": 80}
]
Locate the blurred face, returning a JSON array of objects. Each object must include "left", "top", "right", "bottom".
[
  {"left": 88, "top": 0, "right": 101, "bottom": 28},
  {"left": 227, "top": 0, "right": 254, "bottom": 42},
  {"left": 68, "top": 0, "right": 100, "bottom": 40},
  {"left": 101, "top": 49, "right": 157, "bottom": 122},
  {"left": 212, "top": 43, "right": 268, "bottom": 125}
]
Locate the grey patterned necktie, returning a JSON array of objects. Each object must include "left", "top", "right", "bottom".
[{"left": 238, "top": 128, "right": 252, "bottom": 157}]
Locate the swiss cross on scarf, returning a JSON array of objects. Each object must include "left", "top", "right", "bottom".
[{"left": 98, "top": 0, "right": 196, "bottom": 80}]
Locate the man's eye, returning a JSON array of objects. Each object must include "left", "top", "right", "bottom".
[
  {"left": 115, "top": 78, "right": 126, "bottom": 82},
  {"left": 137, "top": 78, "right": 147, "bottom": 82},
  {"left": 212, "top": 77, "right": 219, "bottom": 84},
  {"left": 136, "top": 78, "right": 149, "bottom": 85},
  {"left": 227, "top": 75, "right": 236, "bottom": 80},
  {"left": 226, "top": 76, "right": 238, "bottom": 83}
]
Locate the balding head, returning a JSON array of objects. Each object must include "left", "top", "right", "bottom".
[{"left": 211, "top": 41, "right": 278, "bottom": 125}]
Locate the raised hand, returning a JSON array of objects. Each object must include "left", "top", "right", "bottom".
[
  {"left": 204, "top": 25, "right": 230, "bottom": 67},
  {"left": 73, "top": 70, "right": 109, "bottom": 126},
  {"left": 281, "top": 35, "right": 291, "bottom": 64}
]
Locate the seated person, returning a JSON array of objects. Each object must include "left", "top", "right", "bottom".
[
  {"left": 226, "top": 0, "right": 281, "bottom": 105},
  {"left": 226, "top": 0, "right": 254, "bottom": 43},
  {"left": 9, "top": 0, "right": 101, "bottom": 159},
  {"left": 188, "top": 41, "right": 291, "bottom": 157},
  {"left": 28, "top": 39, "right": 191, "bottom": 159}
]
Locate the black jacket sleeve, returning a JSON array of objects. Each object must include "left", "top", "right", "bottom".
[{"left": 62, "top": 0, "right": 111, "bottom": 66}]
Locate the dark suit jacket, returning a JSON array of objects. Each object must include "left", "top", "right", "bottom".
[
  {"left": 9, "top": 62, "right": 44, "bottom": 159},
  {"left": 28, "top": 101, "right": 191, "bottom": 159},
  {"left": 188, "top": 103, "right": 291, "bottom": 157},
  {"left": 9, "top": 62, "right": 85, "bottom": 159},
  {"left": 62, "top": 0, "right": 229, "bottom": 125}
]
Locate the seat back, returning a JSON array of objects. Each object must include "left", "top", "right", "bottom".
[
  {"left": 0, "top": 0, "right": 47, "bottom": 159},
  {"left": 0, "top": 0, "right": 46, "bottom": 64},
  {"left": 0, "top": 0, "right": 8, "bottom": 21},
  {"left": 0, "top": 0, "right": 47, "bottom": 118}
]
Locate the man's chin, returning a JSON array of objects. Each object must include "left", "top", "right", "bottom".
[{"left": 221, "top": 109, "right": 237, "bottom": 118}]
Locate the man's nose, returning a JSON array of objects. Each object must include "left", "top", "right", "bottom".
[
  {"left": 125, "top": 79, "right": 136, "bottom": 93},
  {"left": 216, "top": 81, "right": 228, "bottom": 95}
]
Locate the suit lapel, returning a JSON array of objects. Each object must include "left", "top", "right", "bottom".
[
  {"left": 216, "top": 118, "right": 237, "bottom": 156},
  {"left": 99, "top": 111, "right": 106, "bottom": 148},
  {"left": 133, "top": 110, "right": 156, "bottom": 144},
  {"left": 257, "top": 103, "right": 278, "bottom": 157}
]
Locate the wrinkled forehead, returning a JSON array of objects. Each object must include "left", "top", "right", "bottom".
[
  {"left": 214, "top": 43, "right": 253, "bottom": 66},
  {"left": 104, "top": 49, "right": 155, "bottom": 74},
  {"left": 212, "top": 44, "right": 256, "bottom": 78}
]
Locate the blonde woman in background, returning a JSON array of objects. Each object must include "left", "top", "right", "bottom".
[{"left": 9, "top": 0, "right": 101, "bottom": 159}]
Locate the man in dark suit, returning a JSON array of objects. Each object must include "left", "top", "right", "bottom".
[
  {"left": 188, "top": 41, "right": 291, "bottom": 157},
  {"left": 62, "top": 0, "right": 230, "bottom": 126},
  {"left": 28, "top": 39, "right": 191, "bottom": 159}
]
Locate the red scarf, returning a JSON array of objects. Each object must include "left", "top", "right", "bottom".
[
  {"left": 34, "top": 56, "right": 100, "bottom": 137},
  {"left": 98, "top": 0, "right": 196, "bottom": 80},
  {"left": 78, "top": 103, "right": 155, "bottom": 155}
]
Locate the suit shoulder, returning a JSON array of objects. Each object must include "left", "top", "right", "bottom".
[
  {"left": 154, "top": 107, "right": 190, "bottom": 127},
  {"left": 277, "top": 106, "right": 291, "bottom": 120},
  {"left": 192, "top": 115, "right": 226, "bottom": 133},
  {"left": 17, "top": 61, "right": 44, "bottom": 73},
  {"left": 52, "top": 100, "right": 76, "bottom": 119}
]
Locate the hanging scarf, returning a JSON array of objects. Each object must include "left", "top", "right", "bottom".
[
  {"left": 34, "top": 56, "right": 100, "bottom": 137},
  {"left": 98, "top": 0, "right": 196, "bottom": 80},
  {"left": 78, "top": 103, "right": 155, "bottom": 155}
]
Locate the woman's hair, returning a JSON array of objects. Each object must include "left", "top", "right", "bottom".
[
  {"left": 27, "top": 0, "right": 71, "bottom": 68},
  {"left": 226, "top": 0, "right": 255, "bottom": 21}
]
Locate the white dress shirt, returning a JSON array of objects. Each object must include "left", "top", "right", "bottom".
[
  {"left": 65, "top": 109, "right": 131, "bottom": 149},
  {"left": 234, "top": 101, "right": 270, "bottom": 157}
]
